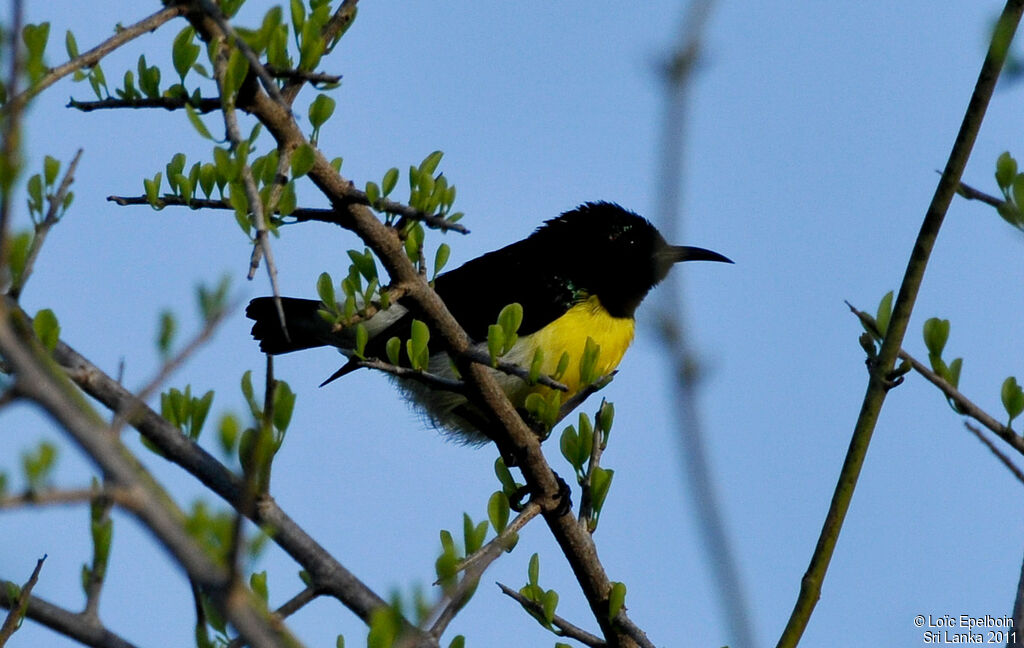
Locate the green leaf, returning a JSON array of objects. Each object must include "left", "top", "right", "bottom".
[
  {"left": 7, "top": 231, "right": 32, "bottom": 285},
  {"left": 996, "top": 151, "right": 1018, "bottom": 191},
  {"left": 316, "top": 272, "right": 336, "bottom": 309},
  {"left": 172, "top": 27, "right": 200, "bottom": 80},
  {"left": 596, "top": 400, "right": 614, "bottom": 446},
  {"left": 184, "top": 104, "right": 214, "bottom": 140},
  {"left": 365, "top": 181, "right": 380, "bottom": 206},
  {"left": 43, "top": 155, "right": 60, "bottom": 186},
  {"left": 589, "top": 466, "right": 614, "bottom": 514},
  {"left": 923, "top": 318, "right": 950, "bottom": 358},
  {"left": 385, "top": 337, "right": 401, "bottom": 365},
  {"left": 432, "top": 243, "right": 451, "bottom": 280},
  {"left": 494, "top": 457, "right": 518, "bottom": 495},
  {"left": 250, "top": 571, "right": 268, "bottom": 603},
  {"left": 381, "top": 167, "right": 399, "bottom": 196},
  {"left": 408, "top": 319, "right": 430, "bottom": 370},
  {"left": 579, "top": 336, "right": 602, "bottom": 386},
  {"left": 553, "top": 351, "right": 570, "bottom": 381},
  {"left": 33, "top": 309, "right": 60, "bottom": 352},
  {"left": 487, "top": 491, "right": 510, "bottom": 533},
  {"left": 1013, "top": 175, "right": 1024, "bottom": 213},
  {"left": 1002, "top": 376, "right": 1024, "bottom": 424},
  {"left": 65, "top": 30, "right": 79, "bottom": 58},
  {"left": 875, "top": 290, "right": 893, "bottom": 337},
  {"left": 308, "top": 94, "right": 336, "bottom": 130},
  {"left": 541, "top": 589, "right": 559, "bottom": 625},
  {"left": 273, "top": 381, "right": 296, "bottom": 433},
  {"left": 560, "top": 425, "right": 582, "bottom": 473},
  {"left": 527, "top": 553, "right": 540, "bottom": 586},
  {"left": 291, "top": 143, "right": 316, "bottom": 178},
  {"left": 607, "top": 581, "right": 626, "bottom": 621},
  {"left": 157, "top": 310, "right": 177, "bottom": 358},
  {"left": 487, "top": 325, "right": 504, "bottom": 366},
  {"left": 497, "top": 303, "right": 523, "bottom": 352},
  {"left": 419, "top": 150, "right": 444, "bottom": 176},
  {"left": 218, "top": 413, "right": 241, "bottom": 455}
]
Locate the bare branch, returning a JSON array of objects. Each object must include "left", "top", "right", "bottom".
[
  {"left": 956, "top": 178, "right": 1005, "bottom": 207},
  {"left": 964, "top": 421, "right": 1024, "bottom": 485},
  {"left": 226, "top": 587, "right": 322, "bottom": 648},
  {"left": 264, "top": 65, "right": 341, "bottom": 85},
  {"left": 0, "top": 485, "right": 133, "bottom": 510},
  {"left": 68, "top": 96, "right": 222, "bottom": 113}
]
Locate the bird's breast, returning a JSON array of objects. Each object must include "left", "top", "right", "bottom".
[{"left": 512, "top": 295, "right": 635, "bottom": 397}]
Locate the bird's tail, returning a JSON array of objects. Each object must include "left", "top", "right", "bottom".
[{"left": 246, "top": 297, "right": 338, "bottom": 354}]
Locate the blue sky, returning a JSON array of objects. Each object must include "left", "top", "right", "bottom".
[{"left": 3, "top": 2, "right": 1024, "bottom": 647}]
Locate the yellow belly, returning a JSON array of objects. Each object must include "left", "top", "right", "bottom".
[{"left": 525, "top": 295, "right": 635, "bottom": 396}]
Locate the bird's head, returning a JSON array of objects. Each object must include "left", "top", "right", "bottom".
[{"left": 535, "top": 202, "right": 732, "bottom": 317}]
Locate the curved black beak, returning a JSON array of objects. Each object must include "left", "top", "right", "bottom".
[{"left": 663, "top": 245, "right": 733, "bottom": 264}]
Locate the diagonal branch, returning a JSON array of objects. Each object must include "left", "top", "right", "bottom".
[
  {"left": 777, "top": 3, "right": 1024, "bottom": 645},
  {"left": 496, "top": 582, "right": 605, "bottom": 648}
]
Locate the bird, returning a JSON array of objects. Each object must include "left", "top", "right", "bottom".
[{"left": 246, "top": 201, "right": 731, "bottom": 444}]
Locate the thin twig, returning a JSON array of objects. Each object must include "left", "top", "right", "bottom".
[
  {"left": 353, "top": 357, "right": 466, "bottom": 392},
  {"left": 557, "top": 373, "right": 613, "bottom": 423},
  {"left": 496, "top": 582, "right": 606, "bottom": 648},
  {"left": 778, "top": 4, "right": 1024, "bottom": 644},
  {"left": 111, "top": 301, "right": 235, "bottom": 435},
  {"left": 0, "top": 556, "right": 45, "bottom": 647},
  {"left": 225, "top": 587, "right": 322, "bottom": 648},
  {"left": 106, "top": 193, "right": 471, "bottom": 234},
  {"left": 0, "top": 485, "right": 133, "bottom": 510},
  {"left": 956, "top": 178, "right": 1004, "bottom": 207},
  {"left": 963, "top": 421, "right": 1024, "bottom": 485},
  {"left": 264, "top": 65, "right": 341, "bottom": 85},
  {"left": 427, "top": 502, "right": 541, "bottom": 638},
  {"left": 1, "top": 4, "right": 188, "bottom": 117},
  {"left": 10, "top": 149, "right": 84, "bottom": 300},
  {"left": 68, "top": 96, "right": 222, "bottom": 113}
]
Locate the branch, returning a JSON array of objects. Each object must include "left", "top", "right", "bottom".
[
  {"left": 68, "top": 96, "right": 222, "bottom": 113},
  {"left": 427, "top": 502, "right": 541, "bottom": 638},
  {"left": 956, "top": 178, "right": 1004, "bottom": 207},
  {"left": 0, "top": 574, "right": 139, "bottom": 648},
  {"left": 1, "top": 4, "right": 188, "bottom": 117},
  {"left": 777, "top": 4, "right": 1024, "bottom": 645},
  {"left": 964, "top": 422, "right": 1024, "bottom": 485},
  {"left": 0, "top": 556, "right": 45, "bottom": 646},
  {"left": 0, "top": 485, "right": 133, "bottom": 510},
  {"left": 264, "top": 65, "right": 341, "bottom": 85},
  {"left": 225, "top": 587, "right": 322, "bottom": 648},
  {"left": 496, "top": 582, "right": 605, "bottom": 648},
  {"left": 0, "top": 306, "right": 292, "bottom": 648},
  {"left": 106, "top": 192, "right": 471, "bottom": 234}
]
